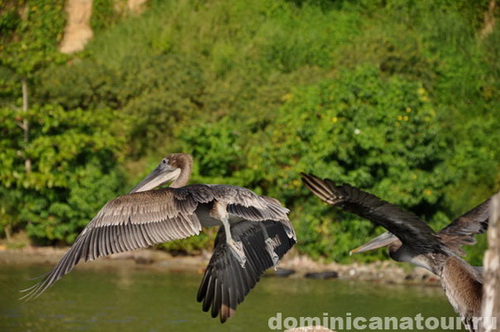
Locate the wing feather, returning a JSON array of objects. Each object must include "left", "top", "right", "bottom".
[
  {"left": 207, "top": 185, "right": 295, "bottom": 240},
  {"left": 209, "top": 185, "right": 289, "bottom": 221},
  {"left": 301, "top": 173, "right": 444, "bottom": 255},
  {"left": 438, "top": 198, "right": 490, "bottom": 256},
  {"left": 21, "top": 188, "right": 207, "bottom": 300},
  {"left": 197, "top": 219, "right": 296, "bottom": 323}
]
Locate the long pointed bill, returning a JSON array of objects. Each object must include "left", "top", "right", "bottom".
[
  {"left": 129, "top": 164, "right": 181, "bottom": 193},
  {"left": 349, "top": 231, "right": 398, "bottom": 255}
]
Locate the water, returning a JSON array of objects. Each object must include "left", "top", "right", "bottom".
[{"left": 0, "top": 264, "right": 462, "bottom": 331}]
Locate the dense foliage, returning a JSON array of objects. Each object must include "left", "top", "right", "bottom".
[
  {"left": 0, "top": 105, "right": 125, "bottom": 244},
  {"left": 0, "top": 0, "right": 498, "bottom": 264},
  {"left": 0, "top": 0, "right": 67, "bottom": 97}
]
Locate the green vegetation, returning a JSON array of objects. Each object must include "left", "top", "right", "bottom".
[
  {"left": 0, "top": 105, "right": 125, "bottom": 244},
  {"left": 0, "top": 0, "right": 498, "bottom": 264}
]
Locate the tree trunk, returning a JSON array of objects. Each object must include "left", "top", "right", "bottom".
[
  {"left": 4, "top": 225, "right": 11, "bottom": 242},
  {"left": 22, "top": 78, "right": 31, "bottom": 174},
  {"left": 481, "top": 191, "right": 500, "bottom": 331}
]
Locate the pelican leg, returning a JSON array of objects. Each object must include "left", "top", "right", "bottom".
[
  {"left": 221, "top": 215, "right": 247, "bottom": 268},
  {"left": 210, "top": 201, "right": 247, "bottom": 267},
  {"left": 258, "top": 223, "right": 280, "bottom": 267},
  {"left": 462, "top": 316, "right": 476, "bottom": 332}
]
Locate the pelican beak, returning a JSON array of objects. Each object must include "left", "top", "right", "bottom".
[
  {"left": 349, "top": 231, "right": 397, "bottom": 255},
  {"left": 129, "top": 161, "right": 181, "bottom": 193}
]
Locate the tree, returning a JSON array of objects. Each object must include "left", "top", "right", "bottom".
[{"left": 0, "top": 105, "right": 125, "bottom": 244}]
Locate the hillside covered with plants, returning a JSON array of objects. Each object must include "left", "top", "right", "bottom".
[{"left": 1, "top": 0, "right": 499, "bottom": 264}]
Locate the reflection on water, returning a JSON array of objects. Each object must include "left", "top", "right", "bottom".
[{"left": 0, "top": 264, "right": 460, "bottom": 331}]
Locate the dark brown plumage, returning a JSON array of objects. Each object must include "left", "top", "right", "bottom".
[
  {"left": 438, "top": 199, "right": 490, "bottom": 256},
  {"left": 198, "top": 219, "right": 295, "bottom": 322},
  {"left": 301, "top": 172, "right": 490, "bottom": 332},
  {"left": 22, "top": 153, "right": 296, "bottom": 323}
]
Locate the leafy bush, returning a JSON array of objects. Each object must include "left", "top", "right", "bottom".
[
  {"left": 0, "top": 105, "right": 125, "bottom": 244},
  {"left": 0, "top": 0, "right": 67, "bottom": 78},
  {"left": 37, "top": 54, "right": 205, "bottom": 156},
  {"left": 182, "top": 65, "right": 456, "bottom": 262}
]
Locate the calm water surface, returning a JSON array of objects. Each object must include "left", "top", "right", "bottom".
[{"left": 0, "top": 264, "right": 462, "bottom": 331}]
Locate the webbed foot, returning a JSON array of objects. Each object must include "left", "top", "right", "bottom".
[{"left": 229, "top": 240, "right": 246, "bottom": 267}]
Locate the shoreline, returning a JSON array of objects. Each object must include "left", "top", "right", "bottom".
[{"left": 0, "top": 246, "right": 441, "bottom": 286}]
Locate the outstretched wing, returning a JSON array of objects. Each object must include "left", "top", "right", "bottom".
[
  {"left": 438, "top": 198, "right": 490, "bottom": 256},
  {"left": 197, "top": 219, "right": 296, "bottom": 323},
  {"left": 21, "top": 188, "right": 213, "bottom": 300},
  {"left": 301, "top": 173, "right": 444, "bottom": 255}
]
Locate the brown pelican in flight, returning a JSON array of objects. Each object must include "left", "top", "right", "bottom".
[
  {"left": 301, "top": 173, "right": 490, "bottom": 332},
  {"left": 22, "top": 153, "right": 296, "bottom": 323}
]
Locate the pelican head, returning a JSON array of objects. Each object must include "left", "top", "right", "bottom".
[
  {"left": 349, "top": 231, "right": 400, "bottom": 255},
  {"left": 129, "top": 153, "right": 193, "bottom": 193}
]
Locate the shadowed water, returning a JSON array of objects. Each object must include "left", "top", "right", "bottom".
[{"left": 0, "top": 264, "right": 463, "bottom": 331}]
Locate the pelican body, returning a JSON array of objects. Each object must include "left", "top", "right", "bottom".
[
  {"left": 23, "top": 154, "right": 296, "bottom": 323},
  {"left": 301, "top": 173, "right": 490, "bottom": 332}
]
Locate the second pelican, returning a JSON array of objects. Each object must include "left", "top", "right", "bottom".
[{"left": 302, "top": 173, "right": 490, "bottom": 332}]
